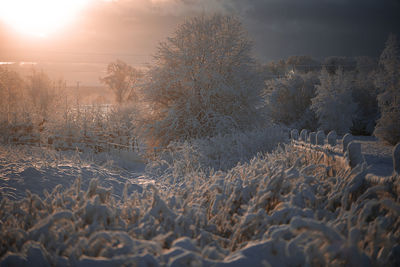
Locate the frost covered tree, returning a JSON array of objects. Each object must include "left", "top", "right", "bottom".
[
  {"left": 264, "top": 72, "right": 319, "bottom": 130},
  {"left": 101, "top": 60, "right": 143, "bottom": 104},
  {"left": 0, "top": 66, "right": 23, "bottom": 123},
  {"left": 136, "top": 14, "right": 264, "bottom": 148},
  {"left": 26, "top": 70, "right": 57, "bottom": 120},
  {"left": 350, "top": 56, "right": 379, "bottom": 135},
  {"left": 374, "top": 34, "right": 400, "bottom": 144},
  {"left": 285, "top": 55, "right": 321, "bottom": 73},
  {"left": 311, "top": 68, "right": 357, "bottom": 134},
  {"left": 323, "top": 56, "right": 356, "bottom": 75}
]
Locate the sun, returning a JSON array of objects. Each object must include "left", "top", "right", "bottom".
[{"left": 0, "top": 0, "right": 92, "bottom": 37}]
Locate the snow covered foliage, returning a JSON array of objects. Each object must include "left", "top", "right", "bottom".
[
  {"left": 0, "top": 67, "right": 24, "bottom": 124},
  {"left": 100, "top": 60, "right": 143, "bottom": 104},
  {"left": 149, "top": 126, "right": 287, "bottom": 175},
  {"left": 374, "top": 34, "right": 400, "bottom": 145},
  {"left": 311, "top": 68, "right": 357, "bottom": 135},
  {"left": 1, "top": 144, "right": 399, "bottom": 266},
  {"left": 135, "top": 14, "right": 265, "bottom": 148},
  {"left": 350, "top": 57, "right": 379, "bottom": 135},
  {"left": 264, "top": 72, "right": 319, "bottom": 130},
  {"left": 323, "top": 56, "right": 356, "bottom": 75}
]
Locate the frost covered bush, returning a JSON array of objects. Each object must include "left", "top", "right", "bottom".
[
  {"left": 264, "top": 72, "right": 319, "bottom": 130},
  {"left": 374, "top": 34, "right": 400, "bottom": 145},
  {"left": 135, "top": 14, "right": 265, "bottom": 148},
  {"left": 311, "top": 68, "right": 357, "bottom": 135},
  {"left": 1, "top": 144, "right": 399, "bottom": 266},
  {"left": 152, "top": 125, "right": 287, "bottom": 175},
  {"left": 350, "top": 57, "right": 379, "bottom": 135}
]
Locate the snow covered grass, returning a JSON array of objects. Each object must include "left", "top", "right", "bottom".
[
  {"left": 1, "top": 141, "right": 399, "bottom": 266},
  {"left": 0, "top": 145, "right": 145, "bottom": 201},
  {"left": 148, "top": 126, "right": 288, "bottom": 176}
]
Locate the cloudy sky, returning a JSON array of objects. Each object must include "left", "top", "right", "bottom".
[{"left": 1, "top": 0, "right": 400, "bottom": 85}]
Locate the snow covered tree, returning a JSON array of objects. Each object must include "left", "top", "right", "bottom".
[
  {"left": 311, "top": 68, "right": 357, "bottom": 134},
  {"left": 350, "top": 56, "right": 379, "bottom": 135},
  {"left": 323, "top": 56, "right": 356, "bottom": 75},
  {"left": 136, "top": 14, "right": 264, "bottom": 148},
  {"left": 374, "top": 34, "right": 400, "bottom": 144},
  {"left": 0, "top": 66, "right": 23, "bottom": 123},
  {"left": 264, "top": 72, "right": 319, "bottom": 130},
  {"left": 26, "top": 70, "right": 56, "bottom": 119},
  {"left": 285, "top": 55, "right": 321, "bottom": 73},
  {"left": 101, "top": 60, "right": 143, "bottom": 104}
]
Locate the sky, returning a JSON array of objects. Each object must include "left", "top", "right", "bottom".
[{"left": 1, "top": 0, "right": 400, "bottom": 85}]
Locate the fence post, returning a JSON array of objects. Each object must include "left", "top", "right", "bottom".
[
  {"left": 327, "top": 131, "right": 337, "bottom": 146},
  {"left": 300, "top": 129, "right": 308, "bottom": 142},
  {"left": 347, "top": 141, "right": 363, "bottom": 168},
  {"left": 316, "top": 130, "right": 325, "bottom": 145},
  {"left": 309, "top": 132, "right": 316, "bottom": 145},
  {"left": 393, "top": 143, "right": 400, "bottom": 175},
  {"left": 291, "top": 129, "right": 299, "bottom": 141},
  {"left": 342, "top": 133, "right": 353, "bottom": 153}
]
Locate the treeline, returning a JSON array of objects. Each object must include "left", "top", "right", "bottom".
[
  {"left": 0, "top": 68, "right": 135, "bottom": 151},
  {"left": 264, "top": 34, "right": 399, "bottom": 144}
]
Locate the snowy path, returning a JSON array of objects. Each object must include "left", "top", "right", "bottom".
[
  {"left": 0, "top": 145, "right": 148, "bottom": 201},
  {"left": 352, "top": 136, "right": 394, "bottom": 176}
]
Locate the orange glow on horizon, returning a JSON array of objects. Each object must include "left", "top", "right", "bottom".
[{"left": 0, "top": 0, "right": 94, "bottom": 38}]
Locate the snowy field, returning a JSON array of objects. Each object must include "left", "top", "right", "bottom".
[{"left": 0, "top": 136, "right": 399, "bottom": 266}]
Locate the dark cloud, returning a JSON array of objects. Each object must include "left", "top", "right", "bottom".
[{"left": 223, "top": 0, "right": 400, "bottom": 60}]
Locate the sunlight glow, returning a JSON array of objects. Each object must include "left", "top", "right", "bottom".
[{"left": 0, "top": 0, "right": 91, "bottom": 37}]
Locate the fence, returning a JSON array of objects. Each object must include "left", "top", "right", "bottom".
[
  {"left": 1, "top": 126, "right": 138, "bottom": 154},
  {"left": 289, "top": 129, "right": 400, "bottom": 177}
]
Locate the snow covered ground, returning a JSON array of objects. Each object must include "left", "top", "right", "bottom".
[
  {"left": 353, "top": 136, "right": 394, "bottom": 177},
  {"left": 0, "top": 145, "right": 147, "bottom": 202},
  {"left": 0, "top": 138, "right": 399, "bottom": 266}
]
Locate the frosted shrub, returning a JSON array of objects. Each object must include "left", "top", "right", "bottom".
[
  {"left": 158, "top": 125, "right": 287, "bottom": 173},
  {"left": 136, "top": 14, "right": 264, "bottom": 148},
  {"left": 264, "top": 72, "right": 319, "bottom": 130},
  {"left": 311, "top": 68, "right": 357, "bottom": 135},
  {"left": 100, "top": 60, "right": 143, "bottom": 104},
  {"left": 374, "top": 109, "right": 400, "bottom": 145},
  {"left": 374, "top": 34, "right": 400, "bottom": 145},
  {"left": 351, "top": 57, "right": 378, "bottom": 135},
  {"left": 1, "top": 144, "right": 399, "bottom": 265}
]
